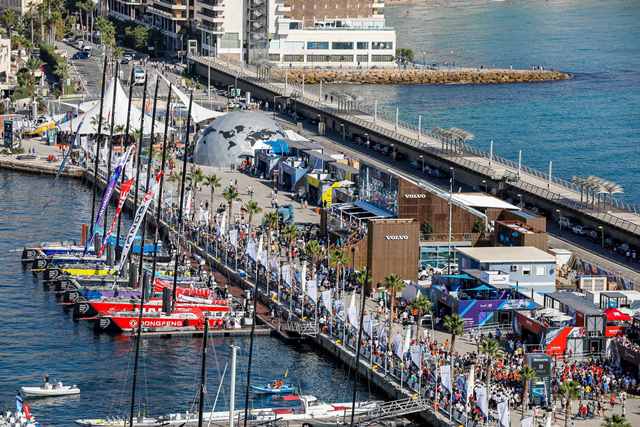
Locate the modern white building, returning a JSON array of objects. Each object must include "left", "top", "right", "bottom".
[
  {"left": 195, "top": 0, "right": 396, "bottom": 67},
  {"left": 267, "top": 17, "right": 396, "bottom": 68}
]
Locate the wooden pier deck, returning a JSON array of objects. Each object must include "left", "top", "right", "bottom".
[{"left": 135, "top": 326, "right": 272, "bottom": 338}]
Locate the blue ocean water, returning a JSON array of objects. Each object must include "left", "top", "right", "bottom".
[
  {"left": 0, "top": 171, "right": 375, "bottom": 426},
  {"left": 343, "top": 0, "right": 640, "bottom": 202}
]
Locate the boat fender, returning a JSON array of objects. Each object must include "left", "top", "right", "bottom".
[
  {"left": 68, "top": 291, "right": 79, "bottom": 302},
  {"left": 99, "top": 317, "right": 111, "bottom": 330},
  {"left": 25, "top": 250, "right": 36, "bottom": 259},
  {"left": 34, "top": 259, "right": 47, "bottom": 270}
]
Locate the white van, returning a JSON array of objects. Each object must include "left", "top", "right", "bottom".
[{"left": 133, "top": 67, "right": 145, "bottom": 85}]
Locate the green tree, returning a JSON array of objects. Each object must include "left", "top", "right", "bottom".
[
  {"left": 329, "top": 248, "right": 348, "bottom": 293},
  {"left": 262, "top": 210, "right": 279, "bottom": 265},
  {"left": 305, "top": 240, "right": 323, "bottom": 275},
  {"left": 479, "top": 338, "right": 503, "bottom": 408},
  {"left": 520, "top": 366, "right": 538, "bottom": 417},
  {"left": 383, "top": 273, "right": 405, "bottom": 351},
  {"left": 558, "top": 380, "right": 581, "bottom": 427},
  {"left": 410, "top": 294, "right": 432, "bottom": 318},
  {"left": 1, "top": 9, "right": 19, "bottom": 31},
  {"left": 383, "top": 273, "right": 405, "bottom": 321},
  {"left": 243, "top": 199, "right": 262, "bottom": 230},
  {"left": 203, "top": 173, "right": 221, "bottom": 225},
  {"left": 95, "top": 16, "right": 115, "bottom": 51},
  {"left": 282, "top": 223, "right": 298, "bottom": 260},
  {"left": 443, "top": 314, "right": 465, "bottom": 356},
  {"left": 187, "top": 166, "right": 204, "bottom": 192},
  {"left": 602, "top": 415, "right": 632, "bottom": 427},
  {"left": 222, "top": 185, "right": 240, "bottom": 229},
  {"left": 356, "top": 269, "right": 371, "bottom": 301},
  {"left": 395, "top": 47, "right": 415, "bottom": 66}
]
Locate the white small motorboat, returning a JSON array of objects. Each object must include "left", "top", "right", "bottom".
[{"left": 21, "top": 381, "right": 80, "bottom": 397}]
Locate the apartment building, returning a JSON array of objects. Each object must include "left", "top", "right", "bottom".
[{"left": 107, "top": 0, "right": 395, "bottom": 65}]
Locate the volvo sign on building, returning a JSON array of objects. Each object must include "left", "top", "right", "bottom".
[{"left": 367, "top": 218, "right": 419, "bottom": 287}]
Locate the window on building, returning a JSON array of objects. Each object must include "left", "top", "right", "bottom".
[
  {"left": 535, "top": 266, "right": 545, "bottom": 276},
  {"left": 510, "top": 265, "right": 518, "bottom": 272},
  {"left": 283, "top": 54, "right": 304, "bottom": 62},
  {"left": 372, "top": 41, "right": 393, "bottom": 50},
  {"left": 371, "top": 55, "right": 395, "bottom": 62},
  {"left": 268, "top": 54, "right": 280, "bottom": 61},
  {"left": 356, "top": 42, "right": 369, "bottom": 50},
  {"left": 356, "top": 54, "right": 368, "bottom": 63},
  {"left": 329, "top": 55, "right": 354, "bottom": 62},
  {"left": 307, "top": 55, "right": 331, "bottom": 62},
  {"left": 332, "top": 42, "right": 354, "bottom": 50},
  {"left": 522, "top": 265, "right": 531, "bottom": 275},
  {"left": 289, "top": 22, "right": 301, "bottom": 30},
  {"left": 307, "top": 41, "right": 329, "bottom": 50}
]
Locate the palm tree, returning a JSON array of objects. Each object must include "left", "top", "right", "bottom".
[
  {"left": 602, "top": 415, "right": 631, "bottom": 427},
  {"left": 443, "top": 314, "right": 465, "bottom": 356},
  {"left": 411, "top": 294, "right": 431, "bottom": 318},
  {"left": 204, "top": 173, "right": 221, "bottom": 224},
  {"left": 479, "top": 338, "right": 503, "bottom": 411},
  {"left": 187, "top": 166, "right": 205, "bottom": 192},
  {"left": 329, "top": 248, "right": 348, "bottom": 293},
  {"left": 355, "top": 269, "right": 371, "bottom": 296},
  {"left": 305, "top": 239, "right": 322, "bottom": 275},
  {"left": 520, "top": 366, "right": 538, "bottom": 417},
  {"left": 382, "top": 273, "right": 405, "bottom": 355},
  {"left": 282, "top": 224, "right": 298, "bottom": 260},
  {"left": 244, "top": 200, "right": 262, "bottom": 230},
  {"left": 559, "top": 380, "right": 581, "bottom": 427},
  {"left": 222, "top": 185, "right": 240, "bottom": 229},
  {"left": 383, "top": 273, "right": 405, "bottom": 321},
  {"left": 410, "top": 294, "right": 431, "bottom": 339}
]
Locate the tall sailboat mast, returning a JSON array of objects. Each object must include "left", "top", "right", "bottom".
[
  {"left": 148, "top": 84, "right": 172, "bottom": 286},
  {"left": 88, "top": 58, "right": 108, "bottom": 242},
  {"left": 103, "top": 61, "right": 119, "bottom": 241},
  {"left": 170, "top": 93, "right": 193, "bottom": 310},
  {"left": 115, "top": 67, "right": 136, "bottom": 248}
]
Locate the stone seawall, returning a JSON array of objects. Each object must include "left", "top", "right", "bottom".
[{"left": 272, "top": 67, "right": 571, "bottom": 85}]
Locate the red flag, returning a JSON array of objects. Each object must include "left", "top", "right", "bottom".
[
  {"left": 98, "top": 178, "right": 135, "bottom": 257},
  {"left": 23, "top": 402, "right": 31, "bottom": 419}
]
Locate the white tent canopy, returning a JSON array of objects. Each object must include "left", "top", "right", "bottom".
[
  {"left": 158, "top": 74, "right": 225, "bottom": 124},
  {"left": 57, "top": 77, "right": 170, "bottom": 136}
]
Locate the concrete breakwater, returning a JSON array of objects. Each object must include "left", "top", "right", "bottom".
[{"left": 272, "top": 67, "right": 571, "bottom": 85}]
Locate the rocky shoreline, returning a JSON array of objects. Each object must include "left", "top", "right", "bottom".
[{"left": 272, "top": 68, "right": 571, "bottom": 85}]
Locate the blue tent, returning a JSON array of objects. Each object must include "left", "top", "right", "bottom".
[{"left": 268, "top": 139, "right": 289, "bottom": 155}]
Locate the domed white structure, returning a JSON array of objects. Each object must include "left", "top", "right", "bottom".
[{"left": 193, "top": 111, "right": 286, "bottom": 168}]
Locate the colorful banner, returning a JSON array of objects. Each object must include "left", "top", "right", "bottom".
[
  {"left": 115, "top": 172, "right": 161, "bottom": 273},
  {"left": 97, "top": 178, "right": 134, "bottom": 257},
  {"left": 347, "top": 292, "right": 358, "bottom": 329},
  {"left": 321, "top": 290, "right": 332, "bottom": 312},
  {"left": 86, "top": 145, "right": 135, "bottom": 252},
  {"left": 440, "top": 364, "right": 452, "bottom": 392},
  {"left": 476, "top": 384, "right": 488, "bottom": 416}
]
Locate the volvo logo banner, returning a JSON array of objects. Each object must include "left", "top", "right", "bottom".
[
  {"left": 385, "top": 235, "right": 409, "bottom": 240},
  {"left": 404, "top": 194, "right": 427, "bottom": 199}
]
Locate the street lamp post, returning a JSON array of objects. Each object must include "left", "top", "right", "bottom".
[
  {"left": 419, "top": 155, "right": 424, "bottom": 172},
  {"left": 481, "top": 179, "right": 487, "bottom": 193},
  {"left": 598, "top": 225, "right": 604, "bottom": 248},
  {"left": 518, "top": 194, "right": 523, "bottom": 208},
  {"left": 556, "top": 209, "right": 562, "bottom": 231},
  {"left": 448, "top": 167, "right": 455, "bottom": 274}
]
